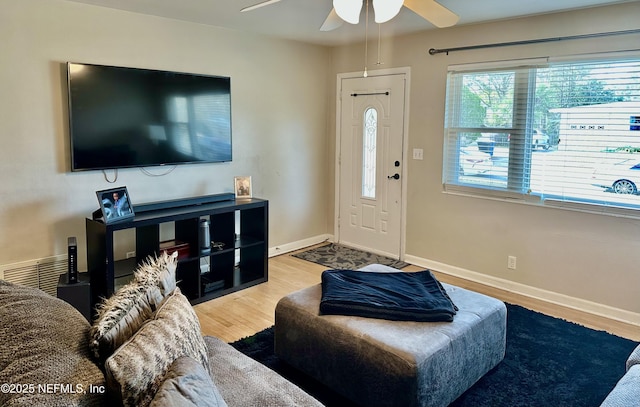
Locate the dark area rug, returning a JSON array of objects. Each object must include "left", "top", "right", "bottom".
[
  {"left": 292, "top": 243, "right": 409, "bottom": 270},
  {"left": 231, "top": 304, "right": 638, "bottom": 407}
]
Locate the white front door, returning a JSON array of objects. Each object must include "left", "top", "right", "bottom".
[{"left": 337, "top": 72, "right": 407, "bottom": 258}]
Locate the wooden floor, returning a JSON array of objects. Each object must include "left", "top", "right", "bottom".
[{"left": 194, "top": 246, "right": 640, "bottom": 343}]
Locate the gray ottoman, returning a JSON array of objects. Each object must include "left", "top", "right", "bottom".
[{"left": 275, "top": 264, "right": 506, "bottom": 407}]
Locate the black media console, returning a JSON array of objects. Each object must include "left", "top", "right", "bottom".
[{"left": 86, "top": 194, "right": 268, "bottom": 314}]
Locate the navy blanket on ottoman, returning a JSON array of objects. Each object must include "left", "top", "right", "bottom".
[{"left": 320, "top": 269, "right": 457, "bottom": 322}]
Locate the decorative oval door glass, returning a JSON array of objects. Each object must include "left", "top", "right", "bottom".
[{"left": 362, "top": 107, "right": 377, "bottom": 198}]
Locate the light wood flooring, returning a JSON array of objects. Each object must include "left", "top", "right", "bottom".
[{"left": 194, "top": 246, "right": 640, "bottom": 343}]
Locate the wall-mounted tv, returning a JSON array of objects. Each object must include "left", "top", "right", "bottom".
[{"left": 67, "top": 62, "right": 232, "bottom": 171}]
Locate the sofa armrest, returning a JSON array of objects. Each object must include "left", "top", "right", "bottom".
[
  {"left": 204, "top": 336, "right": 323, "bottom": 407},
  {"left": 0, "top": 281, "right": 105, "bottom": 407},
  {"left": 626, "top": 344, "right": 640, "bottom": 372}
]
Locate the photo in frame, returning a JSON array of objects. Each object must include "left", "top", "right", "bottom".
[
  {"left": 96, "top": 186, "right": 134, "bottom": 223},
  {"left": 234, "top": 176, "right": 252, "bottom": 198}
]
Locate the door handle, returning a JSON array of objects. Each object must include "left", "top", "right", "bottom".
[{"left": 388, "top": 173, "right": 400, "bottom": 180}]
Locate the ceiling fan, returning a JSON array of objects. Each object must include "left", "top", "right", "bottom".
[{"left": 240, "top": 0, "right": 459, "bottom": 31}]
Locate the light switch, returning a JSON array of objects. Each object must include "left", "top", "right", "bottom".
[{"left": 412, "top": 148, "right": 424, "bottom": 160}]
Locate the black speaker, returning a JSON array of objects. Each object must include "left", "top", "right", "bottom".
[{"left": 68, "top": 236, "right": 78, "bottom": 284}]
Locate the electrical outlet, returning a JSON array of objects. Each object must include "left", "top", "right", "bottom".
[
  {"left": 507, "top": 255, "right": 517, "bottom": 270},
  {"left": 126, "top": 251, "right": 136, "bottom": 259}
]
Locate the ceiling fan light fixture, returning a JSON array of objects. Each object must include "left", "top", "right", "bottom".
[
  {"left": 372, "top": 0, "right": 403, "bottom": 23},
  {"left": 333, "top": 0, "right": 363, "bottom": 24}
]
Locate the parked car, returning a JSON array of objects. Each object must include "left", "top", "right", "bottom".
[
  {"left": 532, "top": 129, "right": 550, "bottom": 150},
  {"left": 506, "top": 130, "right": 551, "bottom": 150},
  {"left": 592, "top": 159, "right": 640, "bottom": 194},
  {"left": 460, "top": 148, "right": 493, "bottom": 175}
]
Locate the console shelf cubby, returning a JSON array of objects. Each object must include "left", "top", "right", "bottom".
[{"left": 86, "top": 197, "right": 268, "bottom": 310}]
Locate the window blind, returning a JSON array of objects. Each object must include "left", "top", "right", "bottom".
[{"left": 443, "top": 55, "right": 640, "bottom": 215}]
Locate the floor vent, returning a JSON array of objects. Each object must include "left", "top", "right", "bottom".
[{"left": 0, "top": 255, "right": 67, "bottom": 297}]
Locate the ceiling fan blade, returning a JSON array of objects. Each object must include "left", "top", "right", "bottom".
[
  {"left": 333, "top": 0, "right": 363, "bottom": 24},
  {"left": 372, "top": 0, "right": 404, "bottom": 24},
  {"left": 240, "top": 0, "right": 283, "bottom": 13},
  {"left": 403, "top": 0, "right": 459, "bottom": 28},
  {"left": 320, "top": 8, "right": 344, "bottom": 31}
]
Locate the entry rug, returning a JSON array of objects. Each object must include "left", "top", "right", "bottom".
[
  {"left": 292, "top": 243, "right": 408, "bottom": 270},
  {"left": 231, "top": 304, "right": 639, "bottom": 407}
]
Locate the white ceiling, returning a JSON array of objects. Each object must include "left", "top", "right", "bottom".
[{"left": 65, "top": 0, "right": 635, "bottom": 46}]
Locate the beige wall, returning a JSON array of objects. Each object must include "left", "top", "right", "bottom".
[
  {"left": 330, "top": 2, "right": 640, "bottom": 319},
  {"left": 3, "top": 0, "right": 640, "bottom": 323},
  {"left": 0, "top": 0, "right": 331, "bottom": 267}
]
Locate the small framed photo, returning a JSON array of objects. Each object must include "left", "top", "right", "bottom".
[
  {"left": 234, "top": 176, "right": 252, "bottom": 199},
  {"left": 96, "top": 186, "right": 135, "bottom": 224}
]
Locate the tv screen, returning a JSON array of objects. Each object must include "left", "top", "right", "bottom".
[{"left": 67, "top": 62, "right": 232, "bottom": 171}]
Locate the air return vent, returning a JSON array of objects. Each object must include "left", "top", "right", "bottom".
[{"left": 0, "top": 255, "right": 67, "bottom": 297}]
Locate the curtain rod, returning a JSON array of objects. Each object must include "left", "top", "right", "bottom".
[{"left": 428, "top": 28, "right": 640, "bottom": 56}]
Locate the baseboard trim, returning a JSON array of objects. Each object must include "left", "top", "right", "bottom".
[
  {"left": 404, "top": 254, "right": 640, "bottom": 328},
  {"left": 268, "top": 234, "right": 333, "bottom": 257}
]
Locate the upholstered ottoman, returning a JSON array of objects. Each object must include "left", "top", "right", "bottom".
[{"left": 274, "top": 264, "right": 507, "bottom": 407}]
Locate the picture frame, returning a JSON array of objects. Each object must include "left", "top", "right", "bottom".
[
  {"left": 234, "top": 176, "right": 252, "bottom": 199},
  {"left": 96, "top": 186, "right": 135, "bottom": 224}
]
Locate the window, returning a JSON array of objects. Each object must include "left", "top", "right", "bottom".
[
  {"left": 443, "top": 56, "right": 640, "bottom": 214},
  {"left": 362, "top": 107, "right": 378, "bottom": 199}
]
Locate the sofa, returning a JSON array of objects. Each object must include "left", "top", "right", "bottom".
[
  {"left": 0, "top": 252, "right": 322, "bottom": 407},
  {"left": 600, "top": 344, "right": 640, "bottom": 406}
]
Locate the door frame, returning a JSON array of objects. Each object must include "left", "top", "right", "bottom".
[{"left": 334, "top": 66, "right": 411, "bottom": 260}]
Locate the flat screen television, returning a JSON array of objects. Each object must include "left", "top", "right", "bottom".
[{"left": 67, "top": 62, "right": 232, "bottom": 171}]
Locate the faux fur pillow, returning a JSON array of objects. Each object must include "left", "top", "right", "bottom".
[
  {"left": 105, "top": 287, "right": 209, "bottom": 407},
  {"left": 89, "top": 251, "right": 178, "bottom": 364},
  {"left": 133, "top": 251, "right": 178, "bottom": 306}
]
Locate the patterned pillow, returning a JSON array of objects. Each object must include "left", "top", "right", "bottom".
[
  {"left": 89, "top": 251, "right": 178, "bottom": 364},
  {"left": 105, "top": 287, "right": 209, "bottom": 407}
]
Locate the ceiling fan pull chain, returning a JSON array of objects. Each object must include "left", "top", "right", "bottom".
[
  {"left": 363, "top": 0, "right": 369, "bottom": 77},
  {"left": 376, "top": 23, "right": 383, "bottom": 66}
]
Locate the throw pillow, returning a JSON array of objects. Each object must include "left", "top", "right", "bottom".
[
  {"left": 0, "top": 280, "right": 105, "bottom": 407},
  {"left": 105, "top": 287, "right": 209, "bottom": 407},
  {"left": 89, "top": 282, "right": 155, "bottom": 364},
  {"left": 89, "top": 251, "right": 178, "bottom": 364},
  {"left": 133, "top": 251, "right": 178, "bottom": 306},
  {"left": 149, "top": 356, "right": 227, "bottom": 407}
]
